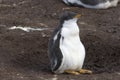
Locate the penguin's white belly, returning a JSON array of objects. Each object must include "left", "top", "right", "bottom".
[{"left": 57, "top": 36, "right": 85, "bottom": 73}]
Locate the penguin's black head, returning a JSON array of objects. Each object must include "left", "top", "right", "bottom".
[{"left": 60, "top": 11, "right": 81, "bottom": 23}]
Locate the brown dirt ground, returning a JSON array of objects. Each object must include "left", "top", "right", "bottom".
[{"left": 0, "top": 0, "right": 120, "bottom": 80}]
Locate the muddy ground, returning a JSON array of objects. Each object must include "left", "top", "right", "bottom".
[{"left": 0, "top": 0, "right": 120, "bottom": 80}]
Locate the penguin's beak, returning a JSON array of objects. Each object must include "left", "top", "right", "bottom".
[{"left": 74, "top": 14, "right": 81, "bottom": 18}]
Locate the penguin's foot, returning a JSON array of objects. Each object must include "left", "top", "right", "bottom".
[
  {"left": 64, "top": 70, "right": 80, "bottom": 75},
  {"left": 78, "top": 69, "right": 92, "bottom": 74}
]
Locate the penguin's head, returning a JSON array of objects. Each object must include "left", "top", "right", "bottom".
[{"left": 60, "top": 11, "right": 81, "bottom": 23}]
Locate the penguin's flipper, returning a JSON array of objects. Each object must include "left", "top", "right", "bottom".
[
  {"left": 80, "top": 0, "right": 107, "bottom": 5},
  {"left": 48, "top": 31, "right": 63, "bottom": 72}
]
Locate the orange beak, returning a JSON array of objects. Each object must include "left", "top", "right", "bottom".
[{"left": 74, "top": 14, "right": 81, "bottom": 18}]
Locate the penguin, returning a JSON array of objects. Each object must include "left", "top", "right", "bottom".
[
  {"left": 48, "top": 11, "right": 92, "bottom": 75},
  {"left": 63, "top": 0, "right": 119, "bottom": 9}
]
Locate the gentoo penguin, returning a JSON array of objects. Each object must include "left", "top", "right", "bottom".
[
  {"left": 48, "top": 11, "right": 92, "bottom": 75},
  {"left": 63, "top": 0, "right": 119, "bottom": 9}
]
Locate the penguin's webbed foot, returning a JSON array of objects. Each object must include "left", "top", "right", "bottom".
[
  {"left": 64, "top": 70, "right": 80, "bottom": 75},
  {"left": 78, "top": 69, "right": 92, "bottom": 74}
]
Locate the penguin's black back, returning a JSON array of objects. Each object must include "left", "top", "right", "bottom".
[{"left": 48, "top": 25, "right": 63, "bottom": 71}]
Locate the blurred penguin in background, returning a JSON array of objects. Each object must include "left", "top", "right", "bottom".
[{"left": 63, "top": 0, "right": 119, "bottom": 9}]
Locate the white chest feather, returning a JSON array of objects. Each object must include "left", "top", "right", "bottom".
[{"left": 56, "top": 19, "right": 85, "bottom": 73}]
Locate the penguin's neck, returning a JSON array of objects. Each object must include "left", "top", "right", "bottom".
[
  {"left": 61, "top": 19, "right": 80, "bottom": 37},
  {"left": 62, "top": 18, "right": 79, "bottom": 30},
  {"left": 64, "top": 18, "right": 77, "bottom": 25}
]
